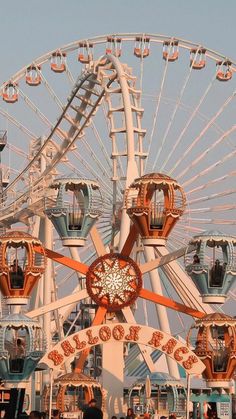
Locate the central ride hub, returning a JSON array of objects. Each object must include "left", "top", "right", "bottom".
[{"left": 86, "top": 253, "right": 142, "bottom": 311}]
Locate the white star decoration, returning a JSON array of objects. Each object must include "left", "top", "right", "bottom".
[{"left": 92, "top": 258, "right": 136, "bottom": 304}]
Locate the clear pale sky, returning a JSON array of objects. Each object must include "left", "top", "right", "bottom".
[{"left": 1, "top": 0, "right": 236, "bottom": 83}]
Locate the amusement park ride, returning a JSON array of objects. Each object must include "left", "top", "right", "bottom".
[{"left": 0, "top": 33, "right": 235, "bottom": 418}]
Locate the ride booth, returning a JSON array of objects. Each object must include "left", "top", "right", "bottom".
[
  {"left": 128, "top": 373, "right": 187, "bottom": 417},
  {"left": 191, "top": 388, "right": 232, "bottom": 419}
]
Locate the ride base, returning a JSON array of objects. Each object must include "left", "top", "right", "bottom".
[
  {"left": 62, "top": 237, "right": 86, "bottom": 247},
  {"left": 142, "top": 237, "right": 167, "bottom": 246},
  {"left": 5, "top": 296, "right": 29, "bottom": 305},
  {"left": 202, "top": 295, "right": 226, "bottom": 304}
]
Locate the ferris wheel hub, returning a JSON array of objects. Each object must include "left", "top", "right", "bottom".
[{"left": 86, "top": 253, "right": 142, "bottom": 312}]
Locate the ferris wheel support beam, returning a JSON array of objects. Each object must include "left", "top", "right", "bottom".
[
  {"left": 92, "top": 55, "right": 142, "bottom": 414},
  {"left": 140, "top": 243, "right": 197, "bottom": 274},
  {"left": 90, "top": 226, "right": 107, "bottom": 256},
  {"left": 39, "top": 216, "right": 53, "bottom": 387},
  {"left": 29, "top": 216, "right": 42, "bottom": 311},
  {"left": 156, "top": 246, "right": 213, "bottom": 314},
  {"left": 122, "top": 306, "right": 156, "bottom": 373},
  {"left": 74, "top": 305, "right": 107, "bottom": 372},
  {"left": 121, "top": 224, "right": 139, "bottom": 256},
  {"left": 104, "top": 56, "right": 139, "bottom": 251},
  {"left": 27, "top": 288, "right": 89, "bottom": 318},
  {"left": 144, "top": 246, "right": 180, "bottom": 378}
]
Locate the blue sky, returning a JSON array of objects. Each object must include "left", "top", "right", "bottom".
[{"left": 1, "top": 0, "right": 236, "bottom": 83}]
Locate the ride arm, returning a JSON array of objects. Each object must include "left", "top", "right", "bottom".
[
  {"left": 139, "top": 288, "right": 205, "bottom": 319},
  {"left": 33, "top": 244, "right": 88, "bottom": 275}
]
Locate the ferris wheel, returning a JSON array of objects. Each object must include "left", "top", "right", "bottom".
[{"left": 0, "top": 33, "right": 236, "bottom": 415}]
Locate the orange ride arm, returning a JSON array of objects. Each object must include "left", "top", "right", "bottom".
[
  {"left": 139, "top": 288, "right": 205, "bottom": 319},
  {"left": 33, "top": 244, "right": 88, "bottom": 275},
  {"left": 74, "top": 306, "right": 107, "bottom": 373},
  {"left": 121, "top": 224, "right": 139, "bottom": 257}
]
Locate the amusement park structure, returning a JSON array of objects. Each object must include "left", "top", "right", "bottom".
[{"left": 0, "top": 33, "right": 235, "bottom": 418}]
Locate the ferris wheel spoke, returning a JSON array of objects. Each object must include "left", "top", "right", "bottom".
[
  {"left": 180, "top": 126, "right": 236, "bottom": 186},
  {"left": 149, "top": 250, "right": 211, "bottom": 313},
  {"left": 60, "top": 159, "right": 87, "bottom": 177},
  {"left": 183, "top": 148, "right": 236, "bottom": 191},
  {"left": 148, "top": 49, "right": 194, "bottom": 171},
  {"left": 18, "top": 88, "right": 53, "bottom": 129},
  {"left": 187, "top": 188, "right": 236, "bottom": 205},
  {"left": 158, "top": 48, "right": 200, "bottom": 172},
  {"left": 163, "top": 72, "right": 217, "bottom": 176},
  {"left": 184, "top": 217, "right": 236, "bottom": 225},
  {"left": 139, "top": 288, "right": 204, "bottom": 318},
  {"left": 188, "top": 203, "right": 236, "bottom": 213},
  {"left": 80, "top": 137, "right": 112, "bottom": 180},
  {"left": 166, "top": 238, "right": 184, "bottom": 252},
  {"left": 138, "top": 35, "right": 146, "bottom": 93},
  {"left": 56, "top": 269, "right": 79, "bottom": 288},
  {"left": 7, "top": 142, "right": 28, "bottom": 159},
  {"left": 27, "top": 288, "right": 88, "bottom": 318},
  {"left": 173, "top": 224, "right": 204, "bottom": 234},
  {"left": 90, "top": 121, "right": 113, "bottom": 172},
  {"left": 65, "top": 63, "right": 76, "bottom": 85},
  {"left": 140, "top": 244, "right": 195, "bottom": 274},
  {"left": 40, "top": 70, "right": 64, "bottom": 110},
  {"left": 175, "top": 96, "right": 236, "bottom": 181},
  {"left": 0, "top": 107, "right": 37, "bottom": 141},
  {"left": 97, "top": 227, "right": 112, "bottom": 239},
  {"left": 187, "top": 170, "right": 236, "bottom": 195},
  {"left": 159, "top": 276, "right": 188, "bottom": 336},
  {"left": 170, "top": 229, "right": 196, "bottom": 244},
  {"left": 71, "top": 149, "right": 113, "bottom": 194},
  {"left": 139, "top": 54, "right": 144, "bottom": 93},
  {"left": 74, "top": 305, "right": 107, "bottom": 373},
  {"left": 145, "top": 53, "right": 170, "bottom": 170}
]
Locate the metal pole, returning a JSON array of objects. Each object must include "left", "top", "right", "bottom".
[
  {"left": 40, "top": 216, "right": 53, "bottom": 390},
  {"left": 49, "top": 369, "right": 53, "bottom": 417},
  {"left": 31, "top": 373, "right": 36, "bottom": 411},
  {"left": 186, "top": 374, "right": 191, "bottom": 419},
  {"left": 43, "top": 217, "right": 53, "bottom": 351},
  {"left": 144, "top": 245, "right": 180, "bottom": 378}
]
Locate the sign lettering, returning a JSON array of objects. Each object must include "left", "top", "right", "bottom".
[{"left": 41, "top": 323, "right": 205, "bottom": 375}]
